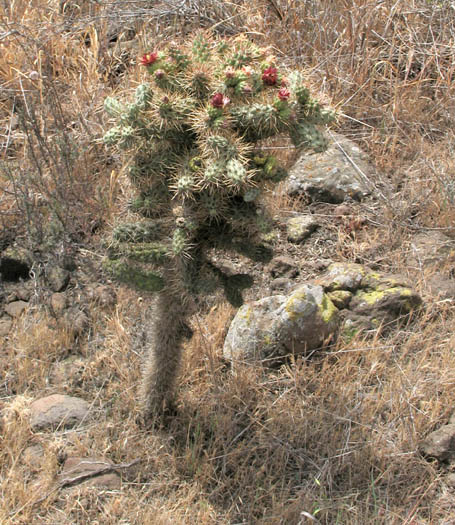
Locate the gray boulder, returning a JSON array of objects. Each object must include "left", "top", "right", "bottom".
[
  {"left": 223, "top": 284, "right": 339, "bottom": 364},
  {"left": 285, "top": 132, "right": 372, "bottom": 203}
]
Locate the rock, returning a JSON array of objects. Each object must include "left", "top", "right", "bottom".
[
  {"left": 424, "top": 274, "right": 455, "bottom": 301},
  {"left": 62, "top": 307, "right": 89, "bottom": 337},
  {"left": 320, "top": 262, "right": 422, "bottom": 331},
  {"left": 420, "top": 424, "right": 455, "bottom": 462},
  {"left": 408, "top": 232, "right": 455, "bottom": 270},
  {"left": 320, "top": 262, "right": 366, "bottom": 292},
  {"left": 30, "top": 394, "right": 90, "bottom": 431},
  {"left": 5, "top": 300, "right": 28, "bottom": 318},
  {"left": 50, "top": 356, "right": 86, "bottom": 387},
  {"left": 59, "top": 456, "right": 121, "bottom": 489},
  {"left": 327, "top": 290, "right": 353, "bottom": 309},
  {"left": 268, "top": 256, "right": 299, "bottom": 278},
  {"left": 446, "top": 473, "right": 455, "bottom": 488},
  {"left": 50, "top": 293, "right": 67, "bottom": 316},
  {"left": 223, "top": 284, "right": 339, "bottom": 364},
  {"left": 286, "top": 131, "right": 372, "bottom": 203},
  {"left": 334, "top": 203, "right": 352, "bottom": 216},
  {"left": 0, "top": 318, "right": 12, "bottom": 336},
  {"left": 349, "top": 285, "right": 422, "bottom": 322},
  {"left": 87, "top": 285, "right": 117, "bottom": 309},
  {"left": 47, "top": 266, "right": 70, "bottom": 292},
  {"left": 286, "top": 215, "right": 319, "bottom": 243},
  {"left": 21, "top": 444, "right": 44, "bottom": 472},
  {"left": 269, "top": 278, "right": 293, "bottom": 291},
  {"left": 16, "top": 282, "right": 34, "bottom": 301}
]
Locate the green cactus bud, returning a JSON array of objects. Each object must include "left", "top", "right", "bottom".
[
  {"left": 103, "top": 126, "right": 123, "bottom": 146},
  {"left": 226, "top": 158, "right": 247, "bottom": 184},
  {"left": 203, "top": 160, "right": 225, "bottom": 184},
  {"left": 118, "top": 126, "right": 136, "bottom": 149},
  {"left": 175, "top": 175, "right": 195, "bottom": 194},
  {"left": 104, "top": 97, "right": 125, "bottom": 118}
]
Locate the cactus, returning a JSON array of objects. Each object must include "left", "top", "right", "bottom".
[{"left": 102, "top": 32, "right": 335, "bottom": 419}]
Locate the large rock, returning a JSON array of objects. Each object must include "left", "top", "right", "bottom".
[
  {"left": 285, "top": 132, "right": 372, "bottom": 203},
  {"left": 320, "top": 262, "right": 422, "bottom": 334},
  {"left": 30, "top": 394, "right": 90, "bottom": 431},
  {"left": 223, "top": 284, "right": 339, "bottom": 364}
]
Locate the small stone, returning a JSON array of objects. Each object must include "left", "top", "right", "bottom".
[
  {"left": 268, "top": 256, "right": 299, "bottom": 278},
  {"left": 5, "top": 300, "right": 28, "bottom": 318},
  {"left": 270, "top": 278, "right": 293, "bottom": 291},
  {"left": 420, "top": 424, "right": 455, "bottom": 462},
  {"left": 30, "top": 394, "right": 90, "bottom": 431},
  {"left": 16, "top": 282, "right": 34, "bottom": 301},
  {"left": 59, "top": 456, "right": 121, "bottom": 489},
  {"left": 334, "top": 204, "right": 351, "bottom": 216},
  {"left": 87, "top": 285, "right": 117, "bottom": 309},
  {"left": 446, "top": 473, "right": 455, "bottom": 488},
  {"left": 286, "top": 215, "right": 319, "bottom": 243},
  {"left": 327, "top": 290, "right": 353, "bottom": 309},
  {"left": 50, "top": 293, "right": 67, "bottom": 316},
  {"left": 47, "top": 266, "right": 70, "bottom": 292},
  {"left": 63, "top": 307, "right": 89, "bottom": 337},
  {"left": 424, "top": 274, "right": 455, "bottom": 302},
  {"left": 22, "top": 444, "right": 44, "bottom": 472},
  {"left": 0, "top": 318, "right": 12, "bottom": 336}
]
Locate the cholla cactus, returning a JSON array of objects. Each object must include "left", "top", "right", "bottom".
[{"left": 103, "top": 32, "right": 335, "bottom": 418}]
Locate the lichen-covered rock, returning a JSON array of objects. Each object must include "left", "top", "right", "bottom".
[
  {"left": 286, "top": 215, "right": 319, "bottom": 243},
  {"left": 223, "top": 284, "right": 339, "bottom": 364},
  {"left": 286, "top": 132, "right": 372, "bottom": 203},
  {"left": 319, "top": 262, "right": 422, "bottom": 334},
  {"left": 349, "top": 286, "right": 421, "bottom": 321},
  {"left": 320, "top": 262, "right": 366, "bottom": 292}
]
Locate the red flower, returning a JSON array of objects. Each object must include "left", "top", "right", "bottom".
[
  {"left": 210, "top": 92, "right": 230, "bottom": 108},
  {"left": 262, "top": 66, "right": 278, "bottom": 86},
  {"left": 278, "top": 87, "right": 290, "bottom": 101},
  {"left": 140, "top": 52, "right": 159, "bottom": 66}
]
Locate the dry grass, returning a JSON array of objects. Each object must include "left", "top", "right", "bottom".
[{"left": 2, "top": 0, "right": 455, "bottom": 523}]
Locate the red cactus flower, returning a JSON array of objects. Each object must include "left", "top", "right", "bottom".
[
  {"left": 278, "top": 87, "right": 291, "bottom": 101},
  {"left": 210, "top": 92, "right": 230, "bottom": 108},
  {"left": 262, "top": 66, "right": 278, "bottom": 86},
  {"left": 140, "top": 52, "right": 159, "bottom": 66}
]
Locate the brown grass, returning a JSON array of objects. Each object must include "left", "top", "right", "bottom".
[{"left": 2, "top": 0, "right": 455, "bottom": 523}]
